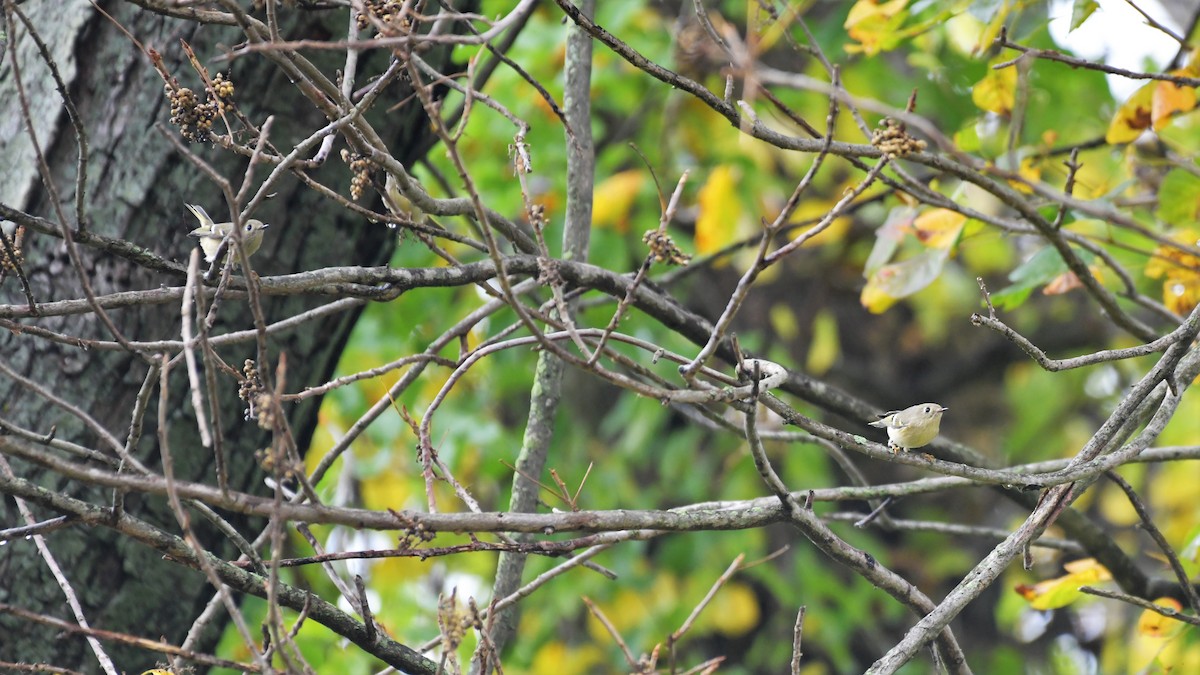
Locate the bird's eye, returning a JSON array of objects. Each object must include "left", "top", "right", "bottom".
[
  {"left": 245, "top": 223, "right": 254, "bottom": 232},
  {"left": 924, "top": 406, "right": 931, "bottom": 413}
]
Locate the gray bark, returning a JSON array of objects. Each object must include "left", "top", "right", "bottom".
[{"left": 0, "top": 2, "right": 444, "bottom": 671}]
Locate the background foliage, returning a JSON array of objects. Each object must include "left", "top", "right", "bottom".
[
  {"left": 4, "top": 0, "right": 1200, "bottom": 674},
  {"left": 288, "top": 2, "right": 1200, "bottom": 673}
]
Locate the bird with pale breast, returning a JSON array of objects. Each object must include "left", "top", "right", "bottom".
[
  {"left": 869, "top": 403, "right": 947, "bottom": 453},
  {"left": 185, "top": 203, "right": 269, "bottom": 264}
]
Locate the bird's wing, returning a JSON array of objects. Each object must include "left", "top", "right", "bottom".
[{"left": 870, "top": 411, "right": 904, "bottom": 428}]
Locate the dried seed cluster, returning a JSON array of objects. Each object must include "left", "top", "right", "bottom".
[
  {"left": 642, "top": 229, "right": 691, "bottom": 266},
  {"left": 167, "top": 74, "right": 235, "bottom": 143},
  {"left": 437, "top": 595, "right": 469, "bottom": 650},
  {"left": 254, "top": 444, "right": 300, "bottom": 482},
  {"left": 397, "top": 520, "right": 435, "bottom": 549},
  {"left": 0, "top": 227, "right": 24, "bottom": 273},
  {"left": 238, "top": 359, "right": 266, "bottom": 422},
  {"left": 341, "top": 149, "right": 372, "bottom": 201},
  {"left": 871, "top": 117, "right": 926, "bottom": 158},
  {"left": 357, "top": 0, "right": 411, "bottom": 33},
  {"left": 252, "top": 391, "right": 277, "bottom": 430},
  {"left": 210, "top": 73, "right": 235, "bottom": 110}
]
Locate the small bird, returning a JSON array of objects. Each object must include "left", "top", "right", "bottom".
[
  {"left": 185, "top": 203, "right": 269, "bottom": 264},
  {"left": 383, "top": 173, "right": 425, "bottom": 223},
  {"left": 869, "top": 403, "right": 948, "bottom": 453}
]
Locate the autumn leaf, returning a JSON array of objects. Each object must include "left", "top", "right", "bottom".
[
  {"left": 972, "top": 61, "right": 1017, "bottom": 115},
  {"left": 911, "top": 208, "right": 967, "bottom": 249},
  {"left": 592, "top": 170, "right": 646, "bottom": 233},
  {"left": 844, "top": 0, "right": 909, "bottom": 55},
  {"left": 1014, "top": 558, "right": 1111, "bottom": 610},
  {"left": 1106, "top": 81, "right": 1154, "bottom": 144},
  {"left": 1041, "top": 270, "right": 1083, "bottom": 295},
  {"left": 1128, "top": 597, "right": 1188, "bottom": 672},
  {"left": 1106, "top": 74, "right": 1197, "bottom": 142},
  {"left": 1007, "top": 155, "right": 1042, "bottom": 194},
  {"left": 860, "top": 207, "right": 964, "bottom": 313},
  {"left": 861, "top": 247, "right": 951, "bottom": 313},
  {"left": 1152, "top": 73, "right": 1197, "bottom": 130},
  {"left": 863, "top": 205, "right": 918, "bottom": 276},
  {"left": 805, "top": 308, "right": 841, "bottom": 376},
  {"left": 1136, "top": 597, "right": 1184, "bottom": 637},
  {"left": 1145, "top": 228, "right": 1200, "bottom": 315},
  {"left": 695, "top": 165, "right": 745, "bottom": 255},
  {"left": 707, "top": 581, "right": 761, "bottom": 637}
]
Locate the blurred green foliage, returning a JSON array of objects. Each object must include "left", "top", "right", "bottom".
[{"left": 214, "top": 1, "right": 1200, "bottom": 672}]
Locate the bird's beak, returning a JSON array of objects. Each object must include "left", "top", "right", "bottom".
[{"left": 939, "top": 406, "right": 949, "bottom": 412}]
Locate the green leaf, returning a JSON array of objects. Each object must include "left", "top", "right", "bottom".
[
  {"left": 1178, "top": 523, "right": 1200, "bottom": 578},
  {"left": 1016, "top": 559, "right": 1111, "bottom": 610},
  {"left": 863, "top": 206, "right": 918, "bottom": 276},
  {"left": 1156, "top": 168, "right": 1200, "bottom": 226},
  {"left": 990, "top": 246, "right": 1076, "bottom": 310},
  {"left": 861, "top": 246, "right": 952, "bottom": 313},
  {"left": 1069, "top": 0, "right": 1099, "bottom": 31}
]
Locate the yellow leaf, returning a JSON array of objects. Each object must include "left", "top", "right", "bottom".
[
  {"left": 1096, "top": 475, "right": 1141, "bottom": 526},
  {"left": 530, "top": 641, "right": 604, "bottom": 675},
  {"left": 1146, "top": 228, "right": 1200, "bottom": 315},
  {"left": 1130, "top": 610, "right": 1188, "bottom": 673},
  {"left": 1007, "top": 156, "right": 1042, "bottom": 194},
  {"left": 844, "top": 0, "right": 908, "bottom": 29},
  {"left": 783, "top": 196, "right": 854, "bottom": 248},
  {"left": 1146, "top": 230, "right": 1200, "bottom": 279},
  {"left": 805, "top": 309, "right": 840, "bottom": 376},
  {"left": 844, "top": 0, "right": 909, "bottom": 55},
  {"left": 590, "top": 576, "right": 680, "bottom": 638},
  {"left": 591, "top": 170, "right": 645, "bottom": 233},
  {"left": 911, "top": 208, "right": 967, "bottom": 248},
  {"left": 972, "top": 62, "right": 1017, "bottom": 115},
  {"left": 769, "top": 303, "right": 801, "bottom": 341},
  {"left": 975, "top": 4, "right": 1010, "bottom": 55},
  {"left": 696, "top": 165, "right": 744, "bottom": 255},
  {"left": 372, "top": 554, "right": 437, "bottom": 590},
  {"left": 1184, "top": 48, "right": 1200, "bottom": 75},
  {"left": 361, "top": 466, "right": 412, "bottom": 510},
  {"left": 860, "top": 268, "right": 901, "bottom": 313},
  {"left": 1014, "top": 558, "right": 1111, "bottom": 610},
  {"left": 1153, "top": 74, "right": 1198, "bottom": 130},
  {"left": 707, "top": 581, "right": 761, "bottom": 637},
  {"left": 1062, "top": 557, "right": 1107, "bottom": 574},
  {"left": 1106, "top": 81, "right": 1155, "bottom": 144},
  {"left": 1165, "top": 280, "right": 1200, "bottom": 316},
  {"left": 1137, "top": 597, "right": 1185, "bottom": 637},
  {"left": 944, "top": 12, "right": 987, "bottom": 55}
]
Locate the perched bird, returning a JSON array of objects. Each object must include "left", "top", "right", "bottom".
[
  {"left": 383, "top": 172, "right": 425, "bottom": 223},
  {"left": 185, "top": 203, "right": 269, "bottom": 264},
  {"left": 869, "top": 403, "right": 947, "bottom": 453}
]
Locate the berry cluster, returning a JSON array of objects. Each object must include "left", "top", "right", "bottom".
[
  {"left": 642, "top": 229, "right": 691, "bottom": 266},
  {"left": 167, "top": 73, "right": 235, "bottom": 143},
  {"left": 871, "top": 117, "right": 926, "bottom": 158},
  {"left": 356, "top": 0, "right": 411, "bottom": 33},
  {"left": 341, "top": 149, "right": 373, "bottom": 201}
]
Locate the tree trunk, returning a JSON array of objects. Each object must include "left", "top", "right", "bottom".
[{"left": 0, "top": 2, "right": 444, "bottom": 671}]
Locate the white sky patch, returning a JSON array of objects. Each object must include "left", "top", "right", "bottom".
[{"left": 1048, "top": 0, "right": 1182, "bottom": 100}]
